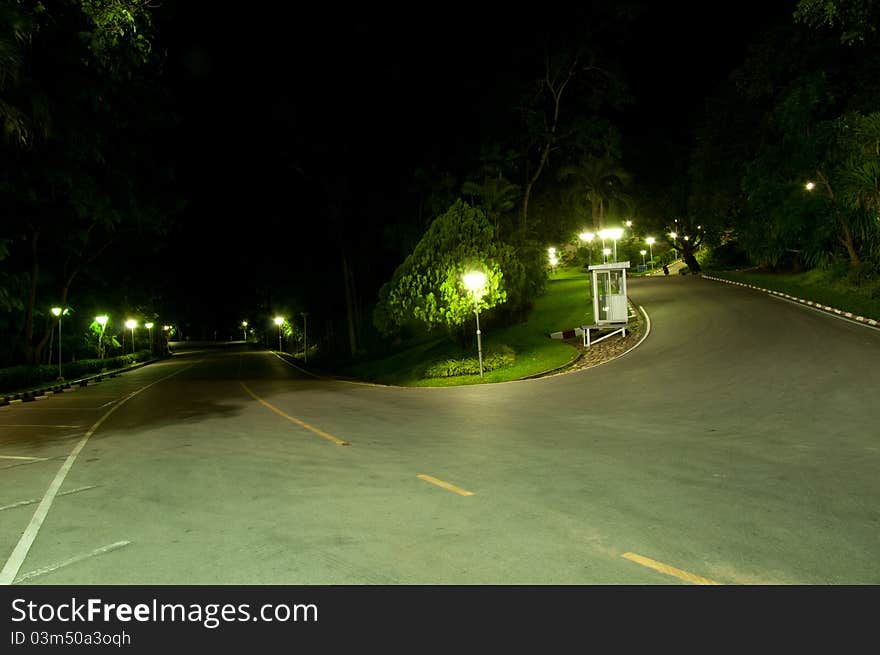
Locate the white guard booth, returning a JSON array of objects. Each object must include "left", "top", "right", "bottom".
[{"left": 584, "top": 261, "right": 631, "bottom": 347}]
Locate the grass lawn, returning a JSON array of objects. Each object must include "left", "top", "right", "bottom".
[
  {"left": 709, "top": 268, "right": 880, "bottom": 320},
  {"left": 339, "top": 267, "right": 594, "bottom": 386}
]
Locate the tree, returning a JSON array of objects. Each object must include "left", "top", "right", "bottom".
[
  {"left": 794, "top": 0, "right": 880, "bottom": 44},
  {"left": 461, "top": 165, "right": 520, "bottom": 238},
  {"left": 558, "top": 153, "right": 632, "bottom": 231},
  {"left": 373, "top": 200, "right": 516, "bottom": 338}
]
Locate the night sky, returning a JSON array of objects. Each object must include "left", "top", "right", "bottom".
[{"left": 153, "top": 1, "right": 796, "bottom": 336}]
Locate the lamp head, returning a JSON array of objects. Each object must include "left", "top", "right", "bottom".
[
  {"left": 274, "top": 316, "right": 284, "bottom": 326},
  {"left": 95, "top": 315, "right": 108, "bottom": 327},
  {"left": 51, "top": 307, "right": 62, "bottom": 317},
  {"left": 463, "top": 271, "right": 487, "bottom": 293}
]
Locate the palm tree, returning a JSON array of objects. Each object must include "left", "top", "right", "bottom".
[
  {"left": 461, "top": 166, "right": 520, "bottom": 238},
  {"left": 558, "top": 154, "right": 632, "bottom": 231}
]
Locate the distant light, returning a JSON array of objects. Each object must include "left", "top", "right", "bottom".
[
  {"left": 625, "top": 220, "right": 633, "bottom": 227},
  {"left": 670, "top": 232, "right": 678, "bottom": 239},
  {"left": 463, "top": 271, "right": 487, "bottom": 292},
  {"left": 547, "top": 247, "right": 556, "bottom": 255},
  {"left": 51, "top": 307, "right": 62, "bottom": 317},
  {"left": 646, "top": 236, "right": 656, "bottom": 245},
  {"left": 697, "top": 225, "right": 702, "bottom": 229},
  {"left": 602, "top": 248, "right": 611, "bottom": 256},
  {"left": 145, "top": 322, "right": 154, "bottom": 329},
  {"left": 578, "top": 231, "right": 595, "bottom": 242},
  {"left": 95, "top": 315, "right": 108, "bottom": 327},
  {"left": 805, "top": 181, "right": 815, "bottom": 191},
  {"left": 640, "top": 250, "right": 647, "bottom": 255},
  {"left": 274, "top": 316, "right": 284, "bottom": 326},
  {"left": 242, "top": 321, "right": 248, "bottom": 327},
  {"left": 605, "top": 227, "right": 624, "bottom": 240},
  {"left": 684, "top": 236, "right": 690, "bottom": 241},
  {"left": 163, "top": 325, "right": 171, "bottom": 331},
  {"left": 125, "top": 319, "right": 137, "bottom": 329},
  {"left": 549, "top": 256, "right": 559, "bottom": 266}
]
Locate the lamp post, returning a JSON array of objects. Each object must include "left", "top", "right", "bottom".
[
  {"left": 95, "top": 315, "right": 108, "bottom": 365},
  {"left": 578, "top": 231, "right": 595, "bottom": 266},
  {"left": 646, "top": 237, "right": 655, "bottom": 270},
  {"left": 462, "top": 271, "right": 486, "bottom": 379},
  {"left": 125, "top": 319, "right": 137, "bottom": 354},
  {"left": 145, "top": 322, "right": 154, "bottom": 354},
  {"left": 640, "top": 249, "right": 647, "bottom": 268},
  {"left": 51, "top": 307, "right": 64, "bottom": 380},
  {"left": 301, "top": 312, "right": 308, "bottom": 364},
  {"left": 602, "top": 247, "right": 611, "bottom": 264},
  {"left": 274, "top": 316, "right": 284, "bottom": 352},
  {"left": 241, "top": 320, "right": 248, "bottom": 342}
]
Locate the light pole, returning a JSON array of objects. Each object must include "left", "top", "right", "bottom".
[
  {"left": 578, "top": 231, "right": 595, "bottom": 266},
  {"left": 669, "top": 232, "right": 678, "bottom": 263},
  {"left": 640, "top": 249, "right": 647, "bottom": 268},
  {"left": 51, "top": 307, "right": 65, "bottom": 380},
  {"left": 602, "top": 248, "right": 611, "bottom": 264},
  {"left": 646, "top": 237, "right": 655, "bottom": 270},
  {"left": 301, "top": 312, "right": 308, "bottom": 364},
  {"left": 241, "top": 320, "right": 248, "bottom": 342},
  {"left": 125, "top": 319, "right": 137, "bottom": 354},
  {"left": 462, "top": 271, "right": 486, "bottom": 379},
  {"left": 274, "top": 316, "right": 284, "bottom": 352},
  {"left": 145, "top": 322, "right": 154, "bottom": 354},
  {"left": 607, "top": 227, "right": 624, "bottom": 263},
  {"left": 95, "top": 315, "right": 108, "bottom": 365}
]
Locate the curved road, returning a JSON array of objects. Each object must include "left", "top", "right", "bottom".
[{"left": 1, "top": 276, "right": 879, "bottom": 584}]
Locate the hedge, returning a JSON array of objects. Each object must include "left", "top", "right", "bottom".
[
  {"left": 0, "top": 350, "right": 154, "bottom": 394},
  {"left": 423, "top": 345, "right": 516, "bottom": 379}
]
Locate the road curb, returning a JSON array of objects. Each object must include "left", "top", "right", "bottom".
[
  {"left": 1, "top": 357, "right": 164, "bottom": 408},
  {"left": 701, "top": 274, "right": 880, "bottom": 327}
]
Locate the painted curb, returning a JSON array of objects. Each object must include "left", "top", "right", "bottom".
[{"left": 701, "top": 274, "right": 880, "bottom": 327}]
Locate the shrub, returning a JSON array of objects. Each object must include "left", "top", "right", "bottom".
[
  {"left": 423, "top": 345, "right": 515, "bottom": 378},
  {"left": 0, "top": 350, "right": 155, "bottom": 394}
]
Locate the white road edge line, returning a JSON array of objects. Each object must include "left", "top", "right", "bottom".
[
  {"left": 0, "top": 455, "right": 49, "bottom": 461},
  {"left": 270, "top": 351, "right": 323, "bottom": 378},
  {"left": 0, "top": 485, "right": 99, "bottom": 513},
  {"left": 0, "top": 362, "right": 197, "bottom": 586},
  {"left": 13, "top": 541, "right": 131, "bottom": 584},
  {"left": 765, "top": 293, "right": 880, "bottom": 332}
]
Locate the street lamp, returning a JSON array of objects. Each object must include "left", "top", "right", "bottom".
[
  {"left": 599, "top": 227, "right": 624, "bottom": 262},
  {"left": 125, "top": 319, "right": 137, "bottom": 354},
  {"left": 51, "top": 306, "right": 65, "bottom": 380},
  {"left": 95, "top": 315, "right": 108, "bottom": 365},
  {"left": 646, "top": 237, "right": 655, "bottom": 269},
  {"left": 145, "top": 322, "right": 154, "bottom": 353},
  {"left": 625, "top": 220, "right": 633, "bottom": 228},
  {"left": 640, "top": 249, "right": 647, "bottom": 268},
  {"left": 462, "top": 271, "right": 486, "bottom": 379},
  {"left": 241, "top": 320, "right": 248, "bottom": 341},
  {"left": 274, "top": 316, "right": 284, "bottom": 351},
  {"left": 805, "top": 181, "right": 815, "bottom": 191},
  {"left": 602, "top": 247, "right": 611, "bottom": 264},
  {"left": 578, "top": 231, "right": 595, "bottom": 265}
]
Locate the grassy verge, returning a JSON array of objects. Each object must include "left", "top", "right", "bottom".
[
  {"left": 709, "top": 268, "right": 880, "bottom": 320},
  {"left": 339, "top": 267, "right": 593, "bottom": 386}
]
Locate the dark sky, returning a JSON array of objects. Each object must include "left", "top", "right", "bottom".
[{"left": 153, "top": 1, "right": 797, "bottom": 334}]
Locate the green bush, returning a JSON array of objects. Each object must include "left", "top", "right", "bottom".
[
  {"left": 0, "top": 350, "right": 154, "bottom": 394},
  {"left": 423, "top": 345, "right": 516, "bottom": 378}
]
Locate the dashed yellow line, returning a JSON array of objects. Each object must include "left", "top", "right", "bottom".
[
  {"left": 417, "top": 474, "right": 474, "bottom": 497},
  {"left": 240, "top": 382, "right": 350, "bottom": 446},
  {"left": 622, "top": 552, "right": 720, "bottom": 585}
]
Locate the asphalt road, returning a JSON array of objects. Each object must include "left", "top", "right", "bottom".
[{"left": 1, "top": 275, "right": 879, "bottom": 585}]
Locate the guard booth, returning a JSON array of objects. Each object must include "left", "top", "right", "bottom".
[{"left": 583, "top": 261, "right": 631, "bottom": 347}]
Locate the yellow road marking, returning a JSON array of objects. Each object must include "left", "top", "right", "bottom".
[
  {"left": 240, "top": 382, "right": 350, "bottom": 446},
  {"left": 622, "top": 552, "right": 720, "bottom": 585},
  {"left": 417, "top": 474, "right": 474, "bottom": 497}
]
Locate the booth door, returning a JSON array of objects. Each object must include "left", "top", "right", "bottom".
[{"left": 598, "top": 270, "right": 625, "bottom": 323}]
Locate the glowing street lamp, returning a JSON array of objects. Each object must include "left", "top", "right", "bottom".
[
  {"left": 145, "top": 322, "right": 154, "bottom": 353},
  {"left": 241, "top": 320, "right": 248, "bottom": 341},
  {"left": 51, "top": 306, "right": 65, "bottom": 380},
  {"left": 125, "top": 319, "right": 138, "bottom": 353},
  {"left": 95, "top": 315, "right": 109, "bottom": 364},
  {"left": 805, "top": 181, "right": 815, "bottom": 191},
  {"left": 579, "top": 231, "right": 595, "bottom": 265},
  {"left": 640, "top": 249, "right": 647, "bottom": 268},
  {"left": 646, "top": 237, "right": 655, "bottom": 269},
  {"left": 602, "top": 247, "right": 611, "bottom": 264},
  {"left": 625, "top": 220, "right": 633, "bottom": 228},
  {"left": 462, "top": 271, "right": 487, "bottom": 379},
  {"left": 599, "top": 227, "right": 624, "bottom": 262},
  {"left": 274, "top": 316, "right": 284, "bottom": 351}
]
